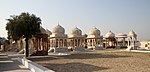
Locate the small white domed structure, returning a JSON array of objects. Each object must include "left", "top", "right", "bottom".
[
  {"left": 50, "top": 24, "right": 67, "bottom": 37},
  {"left": 87, "top": 27, "right": 103, "bottom": 50},
  {"left": 89, "top": 27, "right": 100, "bottom": 36},
  {"left": 52, "top": 24, "right": 65, "bottom": 34},
  {"left": 49, "top": 24, "right": 68, "bottom": 52},
  {"left": 87, "top": 27, "right": 101, "bottom": 38},
  {"left": 68, "top": 27, "right": 85, "bottom": 50},
  {"left": 128, "top": 30, "right": 137, "bottom": 36},
  {"left": 127, "top": 30, "right": 138, "bottom": 50},
  {"left": 105, "top": 31, "right": 115, "bottom": 38},
  {"left": 116, "top": 33, "right": 127, "bottom": 48},
  {"left": 70, "top": 27, "right": 82, "bottom": 37},
  {"left": 104, "top": 31, "right": 116, "bottom": 48}
]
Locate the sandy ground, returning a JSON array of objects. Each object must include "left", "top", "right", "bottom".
[{"left": 30, "top": 49, "right": 150, "bottom": 72}]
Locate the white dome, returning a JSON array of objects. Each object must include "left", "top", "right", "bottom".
[
  {"left": 128, "top": 30, "right": 136, "bottom": 35},
  {"left": 116, "top": 33, "right": 127, "bottom": 38},
  {"left": 71, "top": 27, "right": 82, "bottom": 36},
  {"left": 105, "top": 31, "right": 115, "bottom": 38},
  {"left": 89, "top": 27, "right": 100, "bottom": 36},
  {"left": 52, "top": 24, "right": 65, "bottom": 34}
]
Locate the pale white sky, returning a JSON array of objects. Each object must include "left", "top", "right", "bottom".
[{"left": 0, "top": 0, "right": 150, "bottom": 40}]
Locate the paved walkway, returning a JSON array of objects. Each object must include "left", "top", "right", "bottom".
[{"left": 0, "top": 52, "right": 31, "bottom": 72}]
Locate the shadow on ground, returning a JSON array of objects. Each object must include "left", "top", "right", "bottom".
[
  {"left": 61, "top": 53, "right": 130, "bottom": 59},
  {"left": 0, "top": 56, "right": 29, "bottom": 71},
  {"left": 30, "top": 52, "right": 130, "bottom": 61},
  {"left": 45, "top": 62, "right": 109, "bottom": 72},
  {"left": 29, "top": 56, "right": 58, "bottom": 61}
]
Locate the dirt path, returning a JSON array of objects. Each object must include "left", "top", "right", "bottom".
[{"left": 30, "top": 50, "right": 150, "bottom": 72}]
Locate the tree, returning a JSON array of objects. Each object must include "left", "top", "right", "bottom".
[{"left": 6, "top": 12, "right": 41, "bottom": 57}]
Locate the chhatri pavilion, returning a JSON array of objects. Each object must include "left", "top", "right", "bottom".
[
  {"left": 87, "top": 27, "right": 103, "bottom": 50},
  {"left": 11, "top": 24, "right": 139, "bottom": 55}
]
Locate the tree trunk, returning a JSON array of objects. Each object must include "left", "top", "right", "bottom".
[{"left": 25, "top": 37, "right": 29, "bottom": 57}]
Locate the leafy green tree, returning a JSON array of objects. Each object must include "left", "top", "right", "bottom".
[{"left": 6, "top": 12, "right": 41, "bottom": 57}]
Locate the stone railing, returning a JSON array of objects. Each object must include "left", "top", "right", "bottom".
[{"left": 18, "top": 57, "right": 54, "bottom": 72}]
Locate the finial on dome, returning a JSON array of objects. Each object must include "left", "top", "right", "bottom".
[
  {"left": 129, "top": 30, "right": 135, "bottom": 34},
  {"left": 131, "top": 30, "right": 134, "bottom": 32}
]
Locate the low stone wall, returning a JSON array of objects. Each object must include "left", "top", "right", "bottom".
[
  {"left": 54, "top": 48, "right": 68, "bottom": 53},
  {"left": 73, "top": 48, "right": 86, "bottom": 51},
  {"left": 18, "top": 57, "right": 54, "bottom": 72}
]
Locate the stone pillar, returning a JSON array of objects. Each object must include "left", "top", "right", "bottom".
[
  {"left": 89, "top": 39, "right": 91, "bottom": 47},
  {"left": 60, "top": 39, "right": 61, "bottom": 48},
  {"left": 43, "top": 38, "right": 44, "bottom": 51},
  {"left": 62, "top": 39, "right": 64, "bottom": 48},
  {"left": 70, "top": 39, "right": 71, "bottom": 47},
  {"left": 74, "top": 39, "right": 76, "bottom": 47},
  {"left": 128, "top": 38, "right": 130, "bottom": 47},
  {"left": 40, "top": 38, "right": 43, "bottom": 50},
  {"left": 116, "top": 38, "right": 118, "bottom": 47},
  {"left": 90, "top": 39, "right": 93, "bottom": 47},
  {"left": 105, "top": 39, "right": 107, "bottom": 48},
  {"left": 93, "top": 39, "right": 95, "bottom": 47},
  {"left": 71, "top": 39, "right": 72, "bottom": 47},
  {"left": 44, "top": 39, "right": 45, "bottom": 51},
  {"left": 58, "top": 39, "right": 60, "bottom": 48},
  {"left": 61, "top": 39, "right": 63, "bottom": 48},
  {"left": 79, "top": 39, "right": 81, "bottom": 47},
  {"left": 123, "top": 38, "right": 125, "bottom": 46},
  {"left": 53, "top": 39, "right": 55, "bottom": 47},
  {"left": 94, "top": 38, "right": 97, "bottom": 47},
  {"left": 94, "top": 39, "right": 95, "bottom": 47},
  {"left": 87, "top": 39, "right": 89, "bottom": 47},
  {"left": 69, "top": 39, "right": 70, "bottom": 47},
  {"left": 77, "top": 39, "right": 78, "bottom": 47},
  {"left": 95, "top": 39, "right": 97, "bottom": 47},
  {"left": 37, "top": 38, "right": 39, "bottom": 51},
  {"left": 70, "top": 39, "right": 72, "bottom": 47},
  {"left": 107, "top": 39, "right": 109, "bottom": 47},
  {"left": 96, "top": 39, "right": 98, "bottom": 47},
  {"left": 53, "top": 39, "right": 54, "bottom": 48},
  {"left": 35, "top": 38, "right": 38, "bottom": 51},
  {"left": 91, "top": 39, "right": 92, "bottom": 47},
  {"left": 51, "top": 39, "right": 52, "bottom": 47}
]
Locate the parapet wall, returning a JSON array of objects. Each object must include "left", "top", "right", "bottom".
[{"left": 18, "top": 57, "right": 54, "bottom": 72}]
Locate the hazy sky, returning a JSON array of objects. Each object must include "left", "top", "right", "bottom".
[{"left": 0, "top": 0, "right": 150, "bottom": 40}]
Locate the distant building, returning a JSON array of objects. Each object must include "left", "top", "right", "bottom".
[
  {"left": 126, "top": 30, "right": 138, "bottom": 50},
  {"left": 139, "top": 40, "right": 150, "bottom": 49}
]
